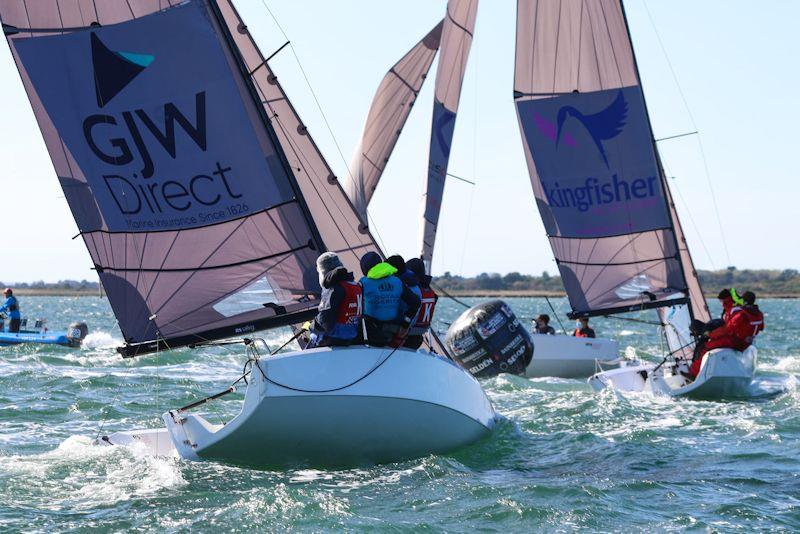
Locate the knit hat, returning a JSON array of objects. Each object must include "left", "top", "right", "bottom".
[
  {"left": 405, "top": 257, "right": 431, "bottom": 287},
  {"left": 316, "top": 252, "right": 343, "bottom": 286},
  {"left": 359, "top": 251, "right": 382, "bottom": 277},
  {"left": 386, "top": 255, "right": 406, "bottom": 274}
]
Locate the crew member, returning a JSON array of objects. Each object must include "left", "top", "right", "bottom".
[
  {"left": 532, "top": 314, "right": 556, "bottom": 335},
  {"left": 359, "top": 251, "right": 420, "bottom": 347},
  {"left": 572, "top": 317, "right": 595, "bottom": 338},
  {"left": 0, "top": 288, "right": 21, "bottom": 333},
  {"left": 403, "top": 258, "right": 438, "bottom": 350},
  {"left": 307, "top": 252, "right": 362, "bottom": 347},
  {"left": 689, "top": 289, "right": 761, "bottom": 378}
]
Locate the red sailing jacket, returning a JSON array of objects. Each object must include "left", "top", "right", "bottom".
[
  {"left": 408, "top": 287, "right": 438, "bottom": 336},
  {"left": 693, "top": 305, "right": 765, "bottom": 377}
]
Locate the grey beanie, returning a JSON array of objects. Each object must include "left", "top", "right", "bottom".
[{"left": 316, "top": 252, "right": 343, "bottom": 285}]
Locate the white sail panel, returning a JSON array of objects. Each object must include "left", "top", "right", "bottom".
[
  {"left": 345, "top": 21, "right": 443, "bottom": 220},
  {"left": 419, "top": 0, "right": 478, "bottom": 267}
]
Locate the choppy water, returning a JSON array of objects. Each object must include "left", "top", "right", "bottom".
[{"left": 0, "top": 296, "right": 797, "bottom": 532}]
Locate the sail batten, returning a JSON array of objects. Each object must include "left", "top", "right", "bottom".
[{"left": 1, "top": 0, "right": 383, "bottom": 355}]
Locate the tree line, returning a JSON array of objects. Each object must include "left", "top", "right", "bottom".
[{"left": 433, "top": 267, "right": 800, "bottom": 296}]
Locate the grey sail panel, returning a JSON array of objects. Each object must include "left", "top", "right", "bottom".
[
  {"left": 0, "top": 0, "right": 347, "bottom": 353},
  {"left": 213, "top": 0, "right": 383, "bottom": 284},
  {"left": 345, "top": 21, "right": 443, "bottom": 220},
  {"left": 513, "top": 0, "right": 693, "bottom": 318},
  {"left": 419, "top": 0, "right": 478, "bottom": 267}
]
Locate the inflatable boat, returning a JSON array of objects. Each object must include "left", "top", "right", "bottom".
[
  {"left": 0, "top": 319, "right": 88, "bottom": 348},
  {"left": 588, "top": 346, "right": 757, "bottom": 399},
  {"left": 100, "top": 343, "right": 497, "bottom": 468}
]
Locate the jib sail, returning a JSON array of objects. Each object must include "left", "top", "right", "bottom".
[
  {"left": 513, "top": 0, "right": 707, "bottom": 325},
  {"left": 419, "top": 0, "right": 478, "bottom": 268},
  {"left": 1, "top": 0, "right": 381, "bottom": 356},
  {"left": 345, "top": 20, "right": 443, "bottom": 222}
]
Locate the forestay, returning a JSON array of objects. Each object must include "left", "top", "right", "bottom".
[
  {"left": 513, "top": 0, "right": 706, "bottom": 324},
  {"left": 345, "top": 21, "right": 443, "bottom": 221},
  {"left": 419, "top": 0, "right": 478, "bottom": 268},
  {"left": 0, "top": 0, "right": 382, "bottom": 356}
]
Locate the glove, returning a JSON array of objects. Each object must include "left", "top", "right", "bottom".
[{"left": 301, "top": 321, "right": 312, "bottom": 331}]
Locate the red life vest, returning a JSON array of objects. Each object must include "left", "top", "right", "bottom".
[
  {"left": 330, "top": 281, "right": 362, "bottom": 340},
  {"left": 408, "top": 287, "right": 438, "bottom": 336}
]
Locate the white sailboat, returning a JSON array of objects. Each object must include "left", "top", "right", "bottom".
[
  {"left": 0, "top": 0, "right": 495, "bottom": 466},
  {"left": 347, "top": 0, "right": 620, "bottom": 378},
  {"left": 512, "top": 0, "right": 755, "bottom": 399}
]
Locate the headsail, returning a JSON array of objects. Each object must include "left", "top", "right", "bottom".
[
  {"left": 1, "top": 0, "right": 382, "bottom": 356},
  {"left": 345, "top": 21, "right": 443, "bottom": 221},
  {"left": 419, "top": 0, "right": 478, "bottom": 268},
  {"left": 513, "top": 0, "right": 705, "bottom": 322}
]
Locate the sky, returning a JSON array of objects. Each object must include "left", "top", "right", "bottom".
[{"left": 0, "top": 0, "right": 797, "bottom": 283}]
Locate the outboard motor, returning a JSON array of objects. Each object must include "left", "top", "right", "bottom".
[
  {"left": 67, "top": 322, "right": 89, "bottom": 348},
  {"left": 445, "top": 300, "right": 533, "bottom": 378}
]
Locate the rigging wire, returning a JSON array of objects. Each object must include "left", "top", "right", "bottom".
[{"left": 641, "top": 0, "right": 731, "bottom": 266}]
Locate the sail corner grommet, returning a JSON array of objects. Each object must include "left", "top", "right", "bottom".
[
  {"left": 326, "top": 174, "right": 337, "bottom": 185},
  {"left": 237, "top": 22, "right": 247, "bottom": 34}
]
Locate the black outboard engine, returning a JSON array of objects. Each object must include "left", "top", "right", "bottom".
[
  {"left": 445, "top": 300, "right": 533, "bottom": 378},
  {"left": 67, "top": 322, "right": 89, "bottom": 348}
]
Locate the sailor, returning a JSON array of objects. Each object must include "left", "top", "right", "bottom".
[
  {"left": 688, "top": 288, "right": 754, "bottom": 378},
  {"left": 403, "top": 258, "right": 438, "bottom": 350},
  {"left": 359, "top": 251, "right": 421, "bottom": 347},
  {"left": 572, "top": 317, "right": 595, "bottom": 338},
  {"left": 0, "top": 288, "right": 21, "bottom": 333},
  {"left": 307, "top": 252, "right": 363, "bottom": 347},
  {"left": 532, "top": 314, "right": 556, "bottom": 335}
]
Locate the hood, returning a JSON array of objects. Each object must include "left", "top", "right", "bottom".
[
  {"left": 322, "top": 266, "right": 353, "bottom": 289},
  {"left": 400, "top": 270, "right": 419, "bottom": 287},
  {"left": 366, "top": 262, "right": 397, "bottom": 280}
]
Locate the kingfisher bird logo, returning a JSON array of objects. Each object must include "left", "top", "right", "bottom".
[
  {"left": 90, "top": 33, "right": 154, "bottom": 107},
  {"left": 534, "top": 90, "right": 628, "bottom": 168}
]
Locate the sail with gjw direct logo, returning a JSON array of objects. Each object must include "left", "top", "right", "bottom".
[
  {"left": 345, "top": 20, "right": 443, "bottom": 222},
  {"left": 0, "top": 0, "right": 382, "bottom": 356},
  {"left": 419, "top": 0, "right": 478, "bottom": 268},
  {"left": 513, "top": 0, "right": 708, "bottom": 325}
]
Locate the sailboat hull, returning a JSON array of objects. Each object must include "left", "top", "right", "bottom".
[
  {"left": 588, "top": 346, "right": 757, "bottom": 399},
  {"left": 105, "top": 346, "right": 496, "bottom": 468},
  {"left": 525, "top": 335, "right": 619, "bottom": 378}
]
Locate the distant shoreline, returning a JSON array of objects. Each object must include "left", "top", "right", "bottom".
[{"left": 10, "top": 288, "right": 101, "bottom": 297}]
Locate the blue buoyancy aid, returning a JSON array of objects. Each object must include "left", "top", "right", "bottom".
[{"left": 360, "top": 263, "right": 404, "bottom": 322}]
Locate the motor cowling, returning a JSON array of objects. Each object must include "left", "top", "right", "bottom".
[
  {"left": 67, "top": 322, "right": 89, "bottom": 347},
  {"left": 445, "top": 300, "right": 533, "bottom": 378}
]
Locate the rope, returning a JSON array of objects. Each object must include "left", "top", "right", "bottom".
[
  {"left": 641, "top": 0, "right": 731, "bottom": 265},
  {"left": 254, "top": 343, "right": 404, "bottom": 394},
  {"left": 431, "top": 283, "right": 471, "bottom": 310}
]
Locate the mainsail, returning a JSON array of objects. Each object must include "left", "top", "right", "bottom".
[
  {"left": 513, "top": 0, "right": 708, "bottom": 329},
  {"left": 1, "top": 0, "right": 382, "bottom": 356},
  {"left": 345, "top": 21, "right": 443, "bottom": 221},
  {"left": 419, "top": 0, "right": 478, "bottom": 268}
]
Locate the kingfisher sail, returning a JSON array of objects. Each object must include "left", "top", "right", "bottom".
[
  {"left": 419, "top": 0, "right": 478, "bottom": 267},
  {"left": 345, "top": 21, "right": 443, "bottom": 221},
  {"left": 513, "top": 0, "right": 707, "bottom": 325},
  {"left": 1, "top": 0, "right": 381, "bottom": 356}
]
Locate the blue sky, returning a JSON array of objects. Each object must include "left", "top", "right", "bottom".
[{"left": 0, "top": 0, "right": 796, "bottom": 282}]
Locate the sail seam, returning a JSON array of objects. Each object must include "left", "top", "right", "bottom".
[{"left": 93, "top": 241, "right": 312, "bottom": 273}]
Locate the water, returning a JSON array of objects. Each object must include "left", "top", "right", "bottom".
[{"left": 0, "top": 296, "right": 797, "bottom": 531}]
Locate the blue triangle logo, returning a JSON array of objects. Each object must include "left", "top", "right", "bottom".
[{"left": 91, "top": 33, "right": 154, "bottom": 108}]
